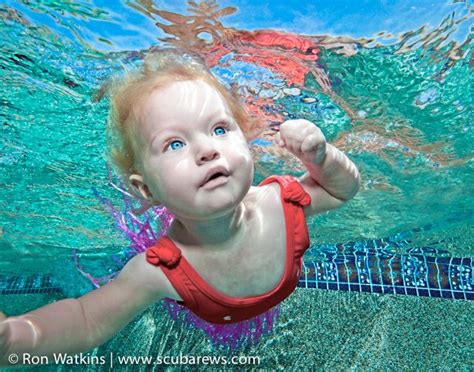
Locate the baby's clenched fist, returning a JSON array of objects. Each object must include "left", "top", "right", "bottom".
[{"left": 275, "top": 119, "right": 327, "bottom": 165}]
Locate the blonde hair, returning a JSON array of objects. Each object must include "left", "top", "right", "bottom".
[{"left": 100, "top": 49, "right": 257, "bottom": 187}]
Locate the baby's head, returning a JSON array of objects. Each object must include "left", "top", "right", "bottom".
[{"left": 105, "top": 50, "right": 256, "bottom": 219}]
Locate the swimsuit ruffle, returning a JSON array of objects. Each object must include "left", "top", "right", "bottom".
[{"left": 146, "top": 239, "right": 182, "bottom": 268}]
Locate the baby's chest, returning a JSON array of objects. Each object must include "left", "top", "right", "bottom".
[{"left": 200, "top": 190, "right": 288, "bottom": 296}]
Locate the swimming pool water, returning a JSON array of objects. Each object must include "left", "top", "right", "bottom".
[{"left": 0, "top": 0, "right": 472, "bottom": 369}]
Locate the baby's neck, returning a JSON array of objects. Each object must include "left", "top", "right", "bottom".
[{"left": 168, "top": 203, "right": 247, "bottom": 249}]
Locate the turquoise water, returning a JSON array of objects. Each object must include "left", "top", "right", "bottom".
[{"left": 0, "top": 0, "right": 473, "bottom": 369}]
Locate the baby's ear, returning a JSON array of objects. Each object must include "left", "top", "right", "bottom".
[{"left": 129, "top": 174, "right": 153, "bottom": 200}]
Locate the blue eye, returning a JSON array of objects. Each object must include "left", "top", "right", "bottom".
[
  {"left": 169, "top": 140, "right": 184, "bottom": 151},
  {"left": 213, "top": 126, "right": 227, "bottom": 136}
]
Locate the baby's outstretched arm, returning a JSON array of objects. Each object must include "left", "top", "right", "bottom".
[{"left": 0, "top": 252, "right": 165, "bottom": 367}]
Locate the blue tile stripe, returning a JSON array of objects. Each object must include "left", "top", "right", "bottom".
[
  {"left": 298, "top": 249, "right": 473, "bottom": 300},
  {"left": 0, "top": 274, "right": 62, "bottom": 295},
  {"left": 0, "top": 250, "right": 472, "bottom": 301}
]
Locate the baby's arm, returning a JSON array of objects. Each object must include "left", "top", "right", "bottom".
[
  {"left": 276, "top": 119, "right": 361, "bottom": 215},
  {"left": 0, "top": 252, "right": 165, "bottom": 367}
]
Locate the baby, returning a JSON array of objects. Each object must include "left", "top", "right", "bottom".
[{"left": 0, "top": 51, "right": 360, "bottom": 366}]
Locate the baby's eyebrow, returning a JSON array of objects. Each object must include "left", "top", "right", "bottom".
[
  {"left": 149, "top": 129, "right": 175, "bottom": 149},
  {"left": 204, "top": 110, "right": 230, "bottom": 123}
]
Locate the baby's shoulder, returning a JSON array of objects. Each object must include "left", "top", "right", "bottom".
[{"left": 117, "top": 251, "right": 177, "bottom": 300}]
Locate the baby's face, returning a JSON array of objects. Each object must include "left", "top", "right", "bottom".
[{"left": 132, "top": 80, "right": 254, "bottom": 220}]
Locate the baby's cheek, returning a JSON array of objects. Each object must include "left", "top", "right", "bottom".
[
  {"left": 234, "top": 145, "right": 254, "bottom": 186},
  {"left": 150, "top": 160, "right": 185, "bottom": 195},
  {"left": 162, "top": 162, "right": 189, "bottom": 188},
  {"left": 236, "top": 144, "right": 253, "bottom": 166}
]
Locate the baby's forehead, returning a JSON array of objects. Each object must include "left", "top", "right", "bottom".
[
  {"left": 152, "top": 79, "right": 222, "bottom": 101},
  {"left": 138, "top": 79, "right": 233, "bottom": 136},
  {"left": 144, "top": 80, "right": 228, "bottom": 116}
]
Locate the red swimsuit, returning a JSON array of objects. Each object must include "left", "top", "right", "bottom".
[{"left": 145, "top": 175, "right": 311, "bottom": 324}]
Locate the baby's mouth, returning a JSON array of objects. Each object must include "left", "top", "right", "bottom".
[
  {"left": 201, "top": 173, "right": 228, "bottom": 187},
  {"left": 200, "top": 168, "right": 230, "bottom": 189}
]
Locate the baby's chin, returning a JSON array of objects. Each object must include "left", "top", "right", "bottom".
[
  {"left": 173, "top": 189, "right": 249, "bottom": 221},
  {"left": 189, "top": 199, "right": 243, "bottom": 219},
  {"left": 171, "top": 206, "right": 239, "bottom": 223}
]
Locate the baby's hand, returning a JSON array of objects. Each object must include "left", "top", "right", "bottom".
[{"left": 275, "top": 119, "right": 327, "bottom": 165}]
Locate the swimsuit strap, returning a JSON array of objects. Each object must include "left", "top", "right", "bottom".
[{"left": 258, "top": 175, "right": 311, "bottom": 207}]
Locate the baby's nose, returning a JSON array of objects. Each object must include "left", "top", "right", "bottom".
[
  {"left": 196, "top": 140, "right": 220, "bottom": 164},
  {"left": 198, "top": 148, "right": 220, "bottom": 163}
]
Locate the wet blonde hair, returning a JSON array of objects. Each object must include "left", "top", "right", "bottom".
[{"left": 101, "top": 49, "right": 257, "bottom": 187}]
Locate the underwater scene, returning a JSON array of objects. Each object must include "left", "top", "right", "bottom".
[{"left": 0, "top": 0, "right": 473, "bottom": 369}]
